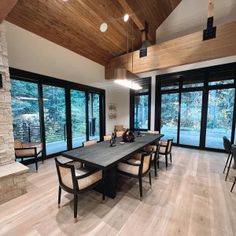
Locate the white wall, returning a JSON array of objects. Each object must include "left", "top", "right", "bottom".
[
  {"left": 5, "top": 21, "right": 105, "bottom": 85},
  {"left": 156, "top": 0, "right": 236, "bottom": 43},
  {"left": 105, "top": 87, "right": 130, "bottom": 135}
]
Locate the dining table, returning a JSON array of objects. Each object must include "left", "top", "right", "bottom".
[{"left": 62, "top": 133, "right": 163, "bottom": 198}]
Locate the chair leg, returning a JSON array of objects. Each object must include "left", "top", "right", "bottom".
[
  {"left": 223, "top": 153, "right": 231, "bottom": 174},
  {"left": 165, "top": 155, "right": 168, "bottom": 170},
  {"left": 149, "top": 172, "right": 152, "bottom": 187},
  {"left": 154, "top": 157, "right": 157, "bottom": 177},
  {"left": 230, "top": 177, "right": 236, "bottom": 192},
  {"left": 58, "top": 186, "right": 61, "bottom": 207},
  {"left": 139, "top": 177, "right": 143, "bottom": 199},
  {"left": 74, "top": 194, "right": 78, "bottom": 221},
  {"left": 225, "top": 154, "right": 233, "bottom": 181},
  {"left": 170, "top": 153, "right": 172, "bottom": 163},
  {"left": 35, "top": 160, "right": 38, "bottom": 172},
  {"left": 157, "top": 155, "right": 160, "bottom": 169}
]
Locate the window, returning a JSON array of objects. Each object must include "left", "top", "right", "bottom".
[
  {"left": 134, "top": 94, "right": 149, "bottom": 129},
  {"left": 161, "top": 93, "right": 179, "bottom": 142},
  {"left": 156, "top": 63, "right": 236, "bottom": 150},
  {"left": 130, "top": 78, "right": 151, "bottom": 130},
  {"left": 11, "top": 79, "right": 41, "bottom": 143},
  {"left": 179, "top": 91, "right": 202, "bottom": 146},
  {"left": 71, "top": 90, "right": 86, "bottom": 148},
  {"left": 88, "top": 93, "right": 101, "bottom": 141},
  {"left": 43, "top": 85, "right": 67, "bottom": 155},
  {"left": 206, "top": 88, "right": 235, "bottom": 149},
  {"left": 10, "top": 68, "right": 105, "bottom": 159}
]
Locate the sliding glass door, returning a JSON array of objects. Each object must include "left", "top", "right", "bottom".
[
  {"left": 88, "top": 93, "right": 100, "bottom": 141},
  {"left": 179, "top": 91, "right": 202, "bottom": 146},
  {"left": 71, "top": 89, "right": 86, "bottom": 148},
  {"left": 156, "top": 63, "right": 236, "bottom": 150},
  {"left": 10, "top": 69, "right": 105, "bottom": 158},
  {"left": 161, "top": 93, "right": 179, "bottom": 142},
  {"left": 206, "top": 88, "right": 235, "bottom": 149},
  {"left": 43, "top": 85, "right": 67, "bottom": 155},
  {"left": 11, "top": 79, "right": 41, "bottom": 143}
]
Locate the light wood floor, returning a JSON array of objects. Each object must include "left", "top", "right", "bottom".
[{"left": 0, "top": 147, "right": 236, "bottom": 236}]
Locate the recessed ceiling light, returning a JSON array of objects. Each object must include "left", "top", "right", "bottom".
[
  {"left": 124, "top": 14, "right": 129, "bottom": 22},
  {"left": 100, "top": 23, "right": 108, "bottom": 33}
]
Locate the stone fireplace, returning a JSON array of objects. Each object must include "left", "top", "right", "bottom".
[{"left": 0, "top": 21, "right": 28, "bottom": 204}]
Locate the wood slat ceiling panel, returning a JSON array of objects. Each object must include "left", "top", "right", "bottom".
[{"left": 7, "top": 0, "right": 181, "bottom": 65}]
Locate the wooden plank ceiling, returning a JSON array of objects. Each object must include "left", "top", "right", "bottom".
[
  {"left": 6, "top": 0, "right": 181, "bottom": 65},
  {"left": 0, "top": 0, "right": 18, "bottom": 23}
]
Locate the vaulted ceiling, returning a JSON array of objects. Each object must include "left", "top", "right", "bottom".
[{"left": 6, "top": 0, "right": 181, "bottom": 65}]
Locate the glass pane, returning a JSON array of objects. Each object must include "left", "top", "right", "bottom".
[
  {"left": 161, "top": 93, "right": 179, "bottom": 142},
  {"left": 71, "top": 90, "right": 86, "bottom": 148},
  {"left": 11, "top": 79, "right": 41, "bottom": 143},
  {"left": 183, "top": 83, "right": 203, "bottom": 89},
  {"left": 206, "top": 88, "right": 235, "bottom": 149},
  {"left": 208, "top": 79, "right": 234, "bottom": 86},
  {"left": 88, "top": 93, "right": 100, "bottom": 141},
  {"left": 134, "top": 95, "right": 149, "bottom": 129},
  {"left": 179, "top": 91, "right": 202, "bottom": 146},
  {"left": 43, "top": 85, "right": 67, "bottom": 154},
  {"left": 161, "top": 85, "right": 179, "bottom": 91}
]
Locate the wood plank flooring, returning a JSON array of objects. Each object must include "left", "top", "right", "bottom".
[{"left": 0, "top": 147, "right": 235, "bottom": 236}]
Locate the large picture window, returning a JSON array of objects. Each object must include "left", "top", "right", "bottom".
[{"left": 156, "top": 63, "right": 236, "bottom": 151}]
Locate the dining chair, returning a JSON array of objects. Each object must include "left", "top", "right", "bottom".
[
  {"left": 14, "top": 139, "right": 43, "bottom": 172},
  {"left": 117, "top": 151, "right": 152, "bottom": 199},
  {"left": 115, "top": 125, "right": 126, "bottom": 137},
  {"left": 223, "top": 136, "right": 232, "bottom": 175},
  {"left": 231, "top": 177, "right": 236, "bottom": 192},
  {"left": 158, "top": 139, "right": 173, "bottom": 170},
  {"left": 103, "top": 135, "right": 112, "bottom": 141},
  {"left": 143, "top": 144, "right": 158, "bottom": 177},
  {"left": 225, "top": 144, "right": 236, "bottom": 181},
  {"left": 55, "top": 158, "right": 105, "bottom": 221},
  {"left": 83, "top": 140, "right": 97, "bottom": 147}
]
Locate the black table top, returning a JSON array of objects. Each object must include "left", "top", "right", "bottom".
[{"left": 62, "top": 133, "right": 163, "bottom": 170}]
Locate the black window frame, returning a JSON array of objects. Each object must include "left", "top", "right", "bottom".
[
  {"left": 10, "top": 68, "right": 106, "bottom": 160},
  {"left": 155, "top": 62, "right": 236, "bottom": 152}
]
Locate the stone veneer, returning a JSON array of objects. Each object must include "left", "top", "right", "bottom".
[{"left": 0, "top": 21, "right": 28, "bottom": 204}]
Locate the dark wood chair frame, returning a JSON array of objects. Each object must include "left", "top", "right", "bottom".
[
  {"left": 157, "top": 138, "right": 173, "bottom": 170},
  {"left": 223, "top": 136, "right": 233, "bottom": 181},
  {"left": 231, "top": 177, "right": 236, "bottom": 192},
  {"left": 117, "top": 151, "right": 152, "bottom": 199},
  {"left": 144, "top": 144, "right": 159, "bottom": 177},
  {"left": 55, "top": 158, "right": 105, "bottom": 221},
  {"left": 15, "top": 147, "right": 42, "bottom": 172}
]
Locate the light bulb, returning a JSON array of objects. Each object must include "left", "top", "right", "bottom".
[
  {"left": 124, "top": 14, "right": 129, "bottom": 22},
  {"left": 100, "top": 23, "right": 108, "bottom": 32}
]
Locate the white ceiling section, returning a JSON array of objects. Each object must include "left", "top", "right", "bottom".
[
  {"left": 5, "top": 21, "right": 105, "bottom": 85},
  {"left": 156, "top": 0, "right": 236, "bottom": 43}
]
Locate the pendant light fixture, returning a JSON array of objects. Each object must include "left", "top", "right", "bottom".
[{"left": 113, "top": 20, "right": 142, "bottom": 90}]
